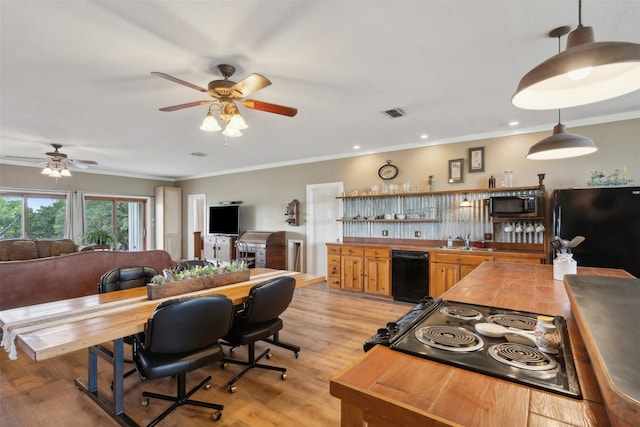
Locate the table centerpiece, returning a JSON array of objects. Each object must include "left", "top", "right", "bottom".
[{"left": 147, "top": 261, "right": 250, "bottom": 300}]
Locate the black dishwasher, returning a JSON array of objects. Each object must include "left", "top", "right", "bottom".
[{"left": 391, "top": 250, "right": 430, "bottom": 303}]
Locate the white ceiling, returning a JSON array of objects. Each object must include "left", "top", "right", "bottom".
[{"left": 1, "top": 1, "right": 639, "bottom": 181}]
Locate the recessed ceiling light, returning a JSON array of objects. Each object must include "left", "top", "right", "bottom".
[
  {"left": 420, "top": 134, "right": 429, "bottom": 140},
  {"left": 353, "top": 145, "right": 360, "bottom": 150},
  {"left": 508, "top": 121, "right": 520, "bottom": 127}
]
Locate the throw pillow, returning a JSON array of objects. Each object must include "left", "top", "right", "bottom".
[{"left": 9, "top": 240, "right": 38, "bottom": 260}]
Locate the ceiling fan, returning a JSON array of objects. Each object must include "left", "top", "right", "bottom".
[
  {"left": 2, "top": 143, "right": 98, "bottom": 170},
  {"left": 151, "top": 64, "right": 298, "bottom": 118}
]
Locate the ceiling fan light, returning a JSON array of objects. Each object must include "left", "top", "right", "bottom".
[
  {"left": 200, "top": 112, "right": 221, "bottom": 132},
  {"left": 50, "top": 168, "right": 62, "bottom": 178},
  {"left": 41, "top": 165, "right": 52, "bottom": 175},
  {"left": 222, "top": 125, "right": 242, "bottom": 137},
  {"left": 60, "top": 167, "right": 71, "bottom": 177},
  {"left": 228, "top": 113, "right": 248, "bottom": 130},
  {"left": 526, "top": 123, "right": 597, "bottom": 160}
]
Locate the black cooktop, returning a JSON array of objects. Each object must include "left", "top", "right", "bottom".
[{"left": 387, "top": 299, "right": 582, "bottom": 399}]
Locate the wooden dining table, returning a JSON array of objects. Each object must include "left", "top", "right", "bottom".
[{"left": 0, "top": 268, "right": 325, "bottom": 426}]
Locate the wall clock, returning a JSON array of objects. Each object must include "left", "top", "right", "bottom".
[{"left": 378, "top": 161, "right": 399, "bottom": 180}]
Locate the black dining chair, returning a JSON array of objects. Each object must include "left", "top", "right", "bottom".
[
  {"left": 98, "top": 265, "right": 159, "bottom": 380},
  {"left": 220, "top": 276, "right": 299, "bottom": 393},
  {"left": 133, "top": 295, "right": 234, "bottom": 426}
]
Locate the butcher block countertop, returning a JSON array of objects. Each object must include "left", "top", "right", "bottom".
[{"left": 330, "top": 262, "right": 636, "bottom": 427}]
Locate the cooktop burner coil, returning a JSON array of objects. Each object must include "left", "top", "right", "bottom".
[
  {"left": 488, "top": 343, "right": 557, "bottom": 371},
  {"left": 487, "top": 314, "right": 537, "bottom": 331},
  {"left": 415, "top": 325, "right": 484, "bottom": 352},
  {"left": 440, "top": 305, "right": 483, "bottom": 321}
]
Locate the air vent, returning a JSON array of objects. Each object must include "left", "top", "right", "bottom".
[
  {"left": 383, "top": 108, "right": 406, "bottom": 118},
  {"left": 191, "top": 152, "right": 208, "bottom": 157}
]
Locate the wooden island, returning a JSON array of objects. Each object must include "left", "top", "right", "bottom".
[{"left": 330, "top": 262, "right": 637, "bottom": 426}]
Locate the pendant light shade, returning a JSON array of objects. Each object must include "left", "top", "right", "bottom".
[
  {"left": 512, "top": 1, "right": 640, "bottom": 110},
  {"left": 526, "top": 122, "right": 597, "bottom": 160},
  {"left": 525, "top": 25, "right": 598, "bottom": 160}
]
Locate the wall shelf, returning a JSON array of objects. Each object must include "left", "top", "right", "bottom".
[
  {"left": 338, "top": 218, "right": 441, "bottom": 223},
  {"left": 337, "top": 186, "right": 543, "bottom": 200}
]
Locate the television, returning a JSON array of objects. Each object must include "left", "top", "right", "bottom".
[{"left": 208, "top": 205, "right": 240, "bottom": 235}]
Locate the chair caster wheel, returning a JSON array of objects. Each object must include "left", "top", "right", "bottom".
[
  {"left": 141, "top": 397, "right": 149, "bottom": 406},
  {"left": 204, "top": 383, "right": 211, "bottom": 390},
  {"left": 293, "top": 352, "right": 299, "bottom": 359},
  {"left": 220, "top": 362, "right": 227, "bottom": 369},
  {"left": 266, "top": 353, "right": 273, "bottom": 359},
  {"left": 212, "top": 410, "right": 222, "bottom": 421},
  {"left": 281, "top": 373, "right": 287, "bottom": 380},
  {"left": 228, "top": 385, "right": 237, "bottom": 393}
]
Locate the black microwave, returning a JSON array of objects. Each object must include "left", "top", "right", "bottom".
[{"left": 490, "top": 195, "right": 540, "bottom": 217}]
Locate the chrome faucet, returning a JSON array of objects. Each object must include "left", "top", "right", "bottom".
[{"left": 456, "top": 234, "right": 471, "bottom": 249}]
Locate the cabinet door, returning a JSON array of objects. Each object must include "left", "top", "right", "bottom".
[
  {"left": 364, "top": 257, "right": 390, "bottom": 296},
  {"left": 430, "top": 262, "right": 460, "bottom": 298},
  {"left": 341, "top": 255, "right": 363, "bottom": 291}
]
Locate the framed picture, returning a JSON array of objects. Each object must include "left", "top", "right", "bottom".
[
  {"left": 468, "top": 147, "right": 484, "bottom": 173},
  {"left": 448, "top": 158, "right": 464, "bottom": 183}
]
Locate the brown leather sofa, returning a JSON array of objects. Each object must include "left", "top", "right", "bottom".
[{"left": 0, "top": 250, "right": 175, "bottom": 310}]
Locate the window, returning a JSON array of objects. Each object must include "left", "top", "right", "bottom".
[
  {"left": 0, "top": 193, "right": 66, "bottom": 239},
  {"left": 85, "top": 196, "right": 147, "bottom": 251}
]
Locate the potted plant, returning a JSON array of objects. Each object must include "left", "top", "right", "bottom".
[{"left": 84, "top": 228, "right": 114, "bottom": 249}]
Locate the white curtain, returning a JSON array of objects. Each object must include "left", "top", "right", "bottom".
[{"left": 64, "top": 191, "right": 85, "bottom": 244}]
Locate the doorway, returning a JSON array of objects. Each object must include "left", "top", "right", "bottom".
[
  {"left": 306, "top": 182, "right": 343, "bottom": 276},
  {"left": 187, "top": 194, "right": 206, "bottom": 260}
]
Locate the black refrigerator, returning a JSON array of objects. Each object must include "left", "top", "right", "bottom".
[{"left": 552, "top": 187, "right": 640, "bottom": 278}]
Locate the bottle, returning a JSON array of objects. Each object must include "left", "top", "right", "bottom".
[
  {"left": 488, "top": 175, "right": 496, "bottom": 188},
  {"left": 504, "top": 170, "right": 513, "bottom": 187}
]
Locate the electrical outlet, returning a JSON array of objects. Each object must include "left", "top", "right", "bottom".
[
  {"left": 382, "top": 230, "right": 389, "bottom": 236},
  {"left": 415, "top": 231, "right": 421, "bottom": 238}
]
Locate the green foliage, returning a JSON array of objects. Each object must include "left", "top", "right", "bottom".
[
  {"left": 27, "top": 200, "right": 65, "bottom": 239},
  {"left": 0, "top": 198, "right": 23, "bottom": 238},
  {"left": 151, "top": 261, "right": 248, "bottom": 285},
  {"left": 84, "top": 228, "right": 114, "bottom": 245}
]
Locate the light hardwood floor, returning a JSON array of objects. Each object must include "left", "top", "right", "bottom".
[{"left": 0, "top": 283, "right": 413, "bottom": 426}]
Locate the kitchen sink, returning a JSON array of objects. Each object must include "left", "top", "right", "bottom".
[{"left": 438, "top": 246, "right": 495, "bottom": 252}]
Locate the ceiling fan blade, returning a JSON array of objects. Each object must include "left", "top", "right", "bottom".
[
  {"left": 72, "top": 159, "right": 99, "bottom": 166},
  {"left": 242, "top": 100, "right": 298, "bottom": 117},
  {"left": 230, "top": 74, "right": 271, "bottom": 98},
  {"left": 159, "top": 100, "right": 215, "bottom": 112},
  {"left": 1, "top": 155, "right": 47, "bottom": 162},
  {"left": 151, "top": 72, "right": 208, "bottom": 92}
]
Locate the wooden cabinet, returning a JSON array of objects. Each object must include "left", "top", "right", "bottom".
[
  {"left": 341, "top": 247, "right": 364, "bottom": 291},
  {"left": 429, "top": 252, "right": 494, "bottom": 298},
  {"left": 363, "top": 248, "right": 391, "bottom": 296},
  {"left": 327, "top": 244, "right": 391, "bottom": 296},
  {"left": 494, "top": 253, "right": 545, "bottom": 264},
  {"left": 237, "top": 231, "right": 285, "bottom": 269},
  {"left": 203, "top": 235, "right": 237, "bottom": 263}
]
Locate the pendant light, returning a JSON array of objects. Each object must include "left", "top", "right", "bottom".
[
  {"left": 526, "top": 27, "right": 597, "bottom": 160},
  {"left": 512, "top": 0, "right": 640, "bottom": 110}
]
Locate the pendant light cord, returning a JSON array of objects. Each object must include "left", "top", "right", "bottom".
[{"left": 577, "top": 0, "right": 583, "bottom": 27}]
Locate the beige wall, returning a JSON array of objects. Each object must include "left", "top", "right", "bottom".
[
  {"left": 3, "top": 118, "right": 638, "bottom": 260},
  {"left": 177, "top": 118, "right": 639, "bottom": 256}
]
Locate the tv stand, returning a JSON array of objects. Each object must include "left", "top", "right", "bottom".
[
  {"left": 236, "top": 231, "right": 285, "bottom": 269},
  {"left": 203, "top": 235, "right": 237, "bottom": 263}
]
